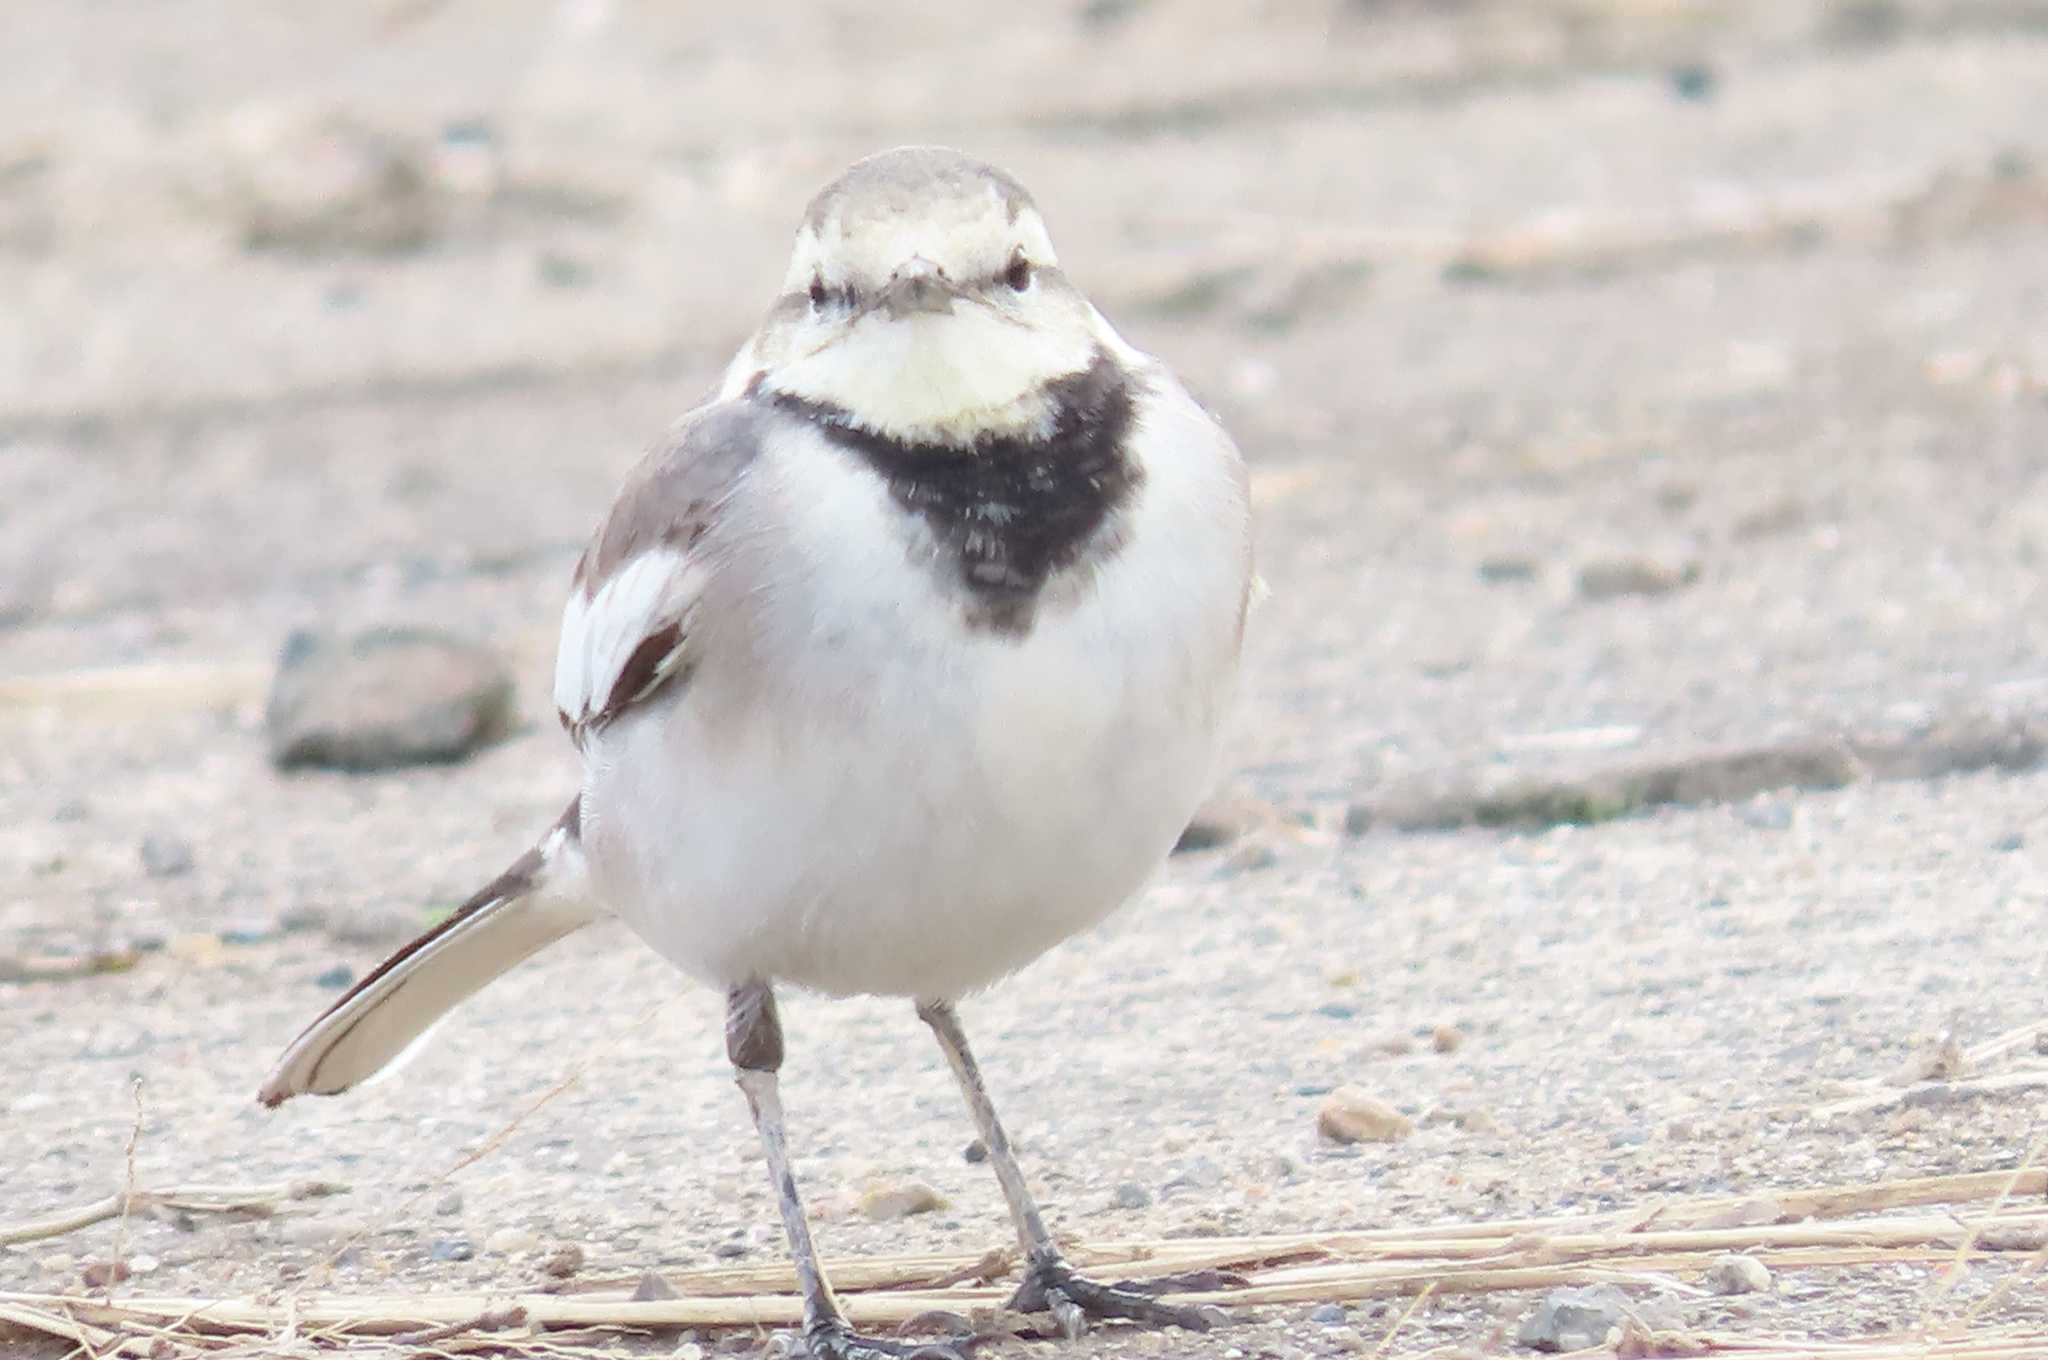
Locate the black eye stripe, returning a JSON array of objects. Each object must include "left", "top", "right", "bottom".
[{"left": 786, "top": 262, "right": 1059, "bottom": 313}]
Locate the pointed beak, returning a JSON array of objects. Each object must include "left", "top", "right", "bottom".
[{"left": 878, "top": 257, "right": 958, "bottom": 319}]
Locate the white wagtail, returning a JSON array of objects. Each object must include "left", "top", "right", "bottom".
[{"left": 260, "top": 146, "right": 1253, "bottom": 1359}]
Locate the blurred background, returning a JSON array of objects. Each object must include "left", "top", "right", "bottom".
[{"left": 2, "top": 2, "right": 2045, "bottom": 1354}]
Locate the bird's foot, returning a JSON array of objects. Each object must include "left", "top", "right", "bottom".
[
  {"left": 781, "top": 1318, "right": 975, "bottom": 1360},
  {"left": 1007, "top": 1255, "right": 1235, "bottom": 1340}
]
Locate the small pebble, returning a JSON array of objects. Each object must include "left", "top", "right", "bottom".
[
  {"left": 1162, "top": 1157, "right": 1222, "bottom": 1196},
  {"left": 1430, "top": 1024, "right": 1464, "bottom": 1053},
  {"left": 1309, "top": 1302, "right": 1347, "bottom": 1325},
  {"left": 37, "top": 1253, "right": 77, "bottom": 1277},
  {"left": 633, "top": 1270, "right": 680, "bottom": 1301},
  {"left": 315, "top": 963, "right": 356, "bottom": 990},
  {"left": 82, "top": 1260, "right": 130, "bottom": 1288},
  {"left": 277, "top": 1216, "right": 356, "bottom": 1248},
  {"left": 1454, "top": 1108, "right": 1501, "bottom": 1134},
  {"left": 674, "top": 1343, "right": 706, "bottom": 1360},
  {"left": 429, "top": 1237, "right": 475, "bottom": 1262},
  {"left": 1705, "top": 1252, "right": 1773, "bottom": 1295},
  {"left": 859, "top": 1180, "right": 947, "bottom": 1220},
  {"left": 1576, "top": 557, "right": 1699, "bottom": 601},
  {"left": 963, "top": 1139, "right": 988, "bottom": 1164},
  {"left": 434, "top": 1189, "right": 464, "bottom": 1217},
  {"left": 1112, "top": 1181, "right": 1153, "bottom": 1210},
  {"left": 127, "top": 1253, "right": 160, "bottom": 1275},
  {"left": 1477, "top": 556, "right": 1539, "bottom": 583},
  {"left": 712, "top": 1239, "right": 749, "bottom": 1259},
  {"left": 1516, "top": 1285, "right": 1627, "bottom": 1352},
  {"left": 485, "top": 1226, "right": 539, "bottom": 1255},
  {"left": 276, "top": 904, "right": 326, "bottom": 933},
  {"left": 1316, "top": 1086, "right": 1413, "bottom": 1144},
  {"left": 541, "top": 1243, "right": 585, "bottom": 1278},
  {"left": 139, "top": 834, "right": 195, "bottom": 878}
]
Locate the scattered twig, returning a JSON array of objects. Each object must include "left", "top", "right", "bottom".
[
  {"left": 1373, "top": 1278, "right": 1434, "bottom": 1357},
  {"left": 5, "top": 1167, "right": 2043, "bottom": 1355},
  {"left": 1814, "top": 1068, "right": 2048, "bottom": 1120},
  {"left": 106, "top": 1076, "right": 145, "bottom": 1298},
  {"left": 1960, "top": 1020, "right": 2048, "bottom": 1071},
  {"left": 0, "top": 1182, "right": 348, "bottom": 1248},
  {"left": 387, "top": 1305, "right": 529, "bottom": 1347},
  {"left": 1954, "top": 1138, "right": 2048, "bottom": 1330}
]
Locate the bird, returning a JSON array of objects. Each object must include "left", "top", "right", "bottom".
[{"left": 258, "top": 146, "right": 1254, "bottom": 1360}]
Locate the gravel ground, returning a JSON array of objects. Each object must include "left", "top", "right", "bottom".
[{"left": 4, "top": 4, "right": 2046, "bottom": 1357}]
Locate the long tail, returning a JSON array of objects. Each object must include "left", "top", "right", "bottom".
[{"left": 258, "top": 797, "right": 596, "bottom": 1106}]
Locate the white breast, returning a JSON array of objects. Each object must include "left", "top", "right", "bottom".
[{"left": 576, "top": 366, "right": 1249, "bottom": 1000}]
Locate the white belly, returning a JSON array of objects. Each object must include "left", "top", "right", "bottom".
[{"left": 579, "top": 391, "right": 1247, "bottom": 1000}]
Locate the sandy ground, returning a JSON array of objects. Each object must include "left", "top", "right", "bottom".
[{"left": 4, "top": 3, "right": 2047, "bottom": 1356}]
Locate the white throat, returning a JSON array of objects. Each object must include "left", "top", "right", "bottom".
[{"left": 759, "top": 307, "right": 1099, "bottom": 446}]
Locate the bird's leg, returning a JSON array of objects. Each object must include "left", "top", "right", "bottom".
[
  {"left": 915, "top": 999, "right": 1225, "bottom": 1339},
  {"left": 729, "top": 982, "right": 968, "bottom": 1360}
]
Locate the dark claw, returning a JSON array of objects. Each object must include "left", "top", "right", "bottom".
[
  {"left": 1104, "top": 1267, "right": 1252, "bottom": 1296},
  {"left": 1007, "top": 1255, "right": 1225, "bottom": 1336},
  {"left": 796, "top": 1320, "right": 975, "bottom": 1360}
]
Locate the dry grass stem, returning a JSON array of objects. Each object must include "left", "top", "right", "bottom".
[
  {"left": 0, "top": 1181, "right": 349, "bottom": 1248},
  {"left": 3, "top": 1165, "right": 2044, "bottom": 1356}
]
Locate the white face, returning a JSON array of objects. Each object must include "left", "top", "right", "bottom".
[{"left": 740, "top": 162, "right": 1105, "bottom": 446}]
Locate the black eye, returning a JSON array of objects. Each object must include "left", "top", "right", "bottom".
[
  {"left": 1004, "top": 251, "right": 1032, "bottom": 291},
  {"left": 808, "top": 273, "right": 828, "bottom": 308}
]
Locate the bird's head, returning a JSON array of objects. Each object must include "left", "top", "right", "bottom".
[{"left": 736, "top": 147, "right": 1107, "bottom": 447}]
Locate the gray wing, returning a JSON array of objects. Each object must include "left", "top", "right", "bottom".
[{"left": 553, "top": 400, "right": 767, "bottom": 744}]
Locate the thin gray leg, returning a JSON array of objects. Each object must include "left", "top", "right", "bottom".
[
  {"left": 916, "top": 999, "right": 1221, "bottom": 1338},
  {"left": 730, "top": 982, "right": 965, "bottom": 1360},
  {"left": 914, "top": 999, "right": 1054, "bottom": 1259}
]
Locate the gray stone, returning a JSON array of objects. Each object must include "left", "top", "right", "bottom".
[
  {"left": 859, "top": 1180, "right": 946, "bottom": 1220},
  {"left": 428, "top": 1237, "right": 475, "bottom": 1262},
  {"left": 1516, "top": 1286, "right": 1628, "bottom": 1352},
  {"left": 1309, "top": 1302, "right": 1347, "bottom": 1325},
  {"left": 228, "top": 110, "right": 443, "bottom": 256},
  {"left": 1576, "top": 557, "right": 1700, "bottom": 601},
  {"left": 139, "top": 834, "right": 194, "bottom": 878},
  {"left": 265, "top": 626, "right": 516, "bottom": 772},
  {"left": 1477, "top": 556, "right": 1539, "bottom": 583},
  {"left": 632, "top": 1270, "right": 679, "bottom": 1300},
  {"left": 1704, "top": 1253, "right": 1773, "bottom": 1295},
  {"left": 484, "top": 1226, "right": 539, "bottom": 1255},
  {"left": 1516, "top": 1285, "right": 1675, "bottom": 1352},
  {"left": 1112, "top": 1181, "right": 1153, "bottom": 1210}
]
